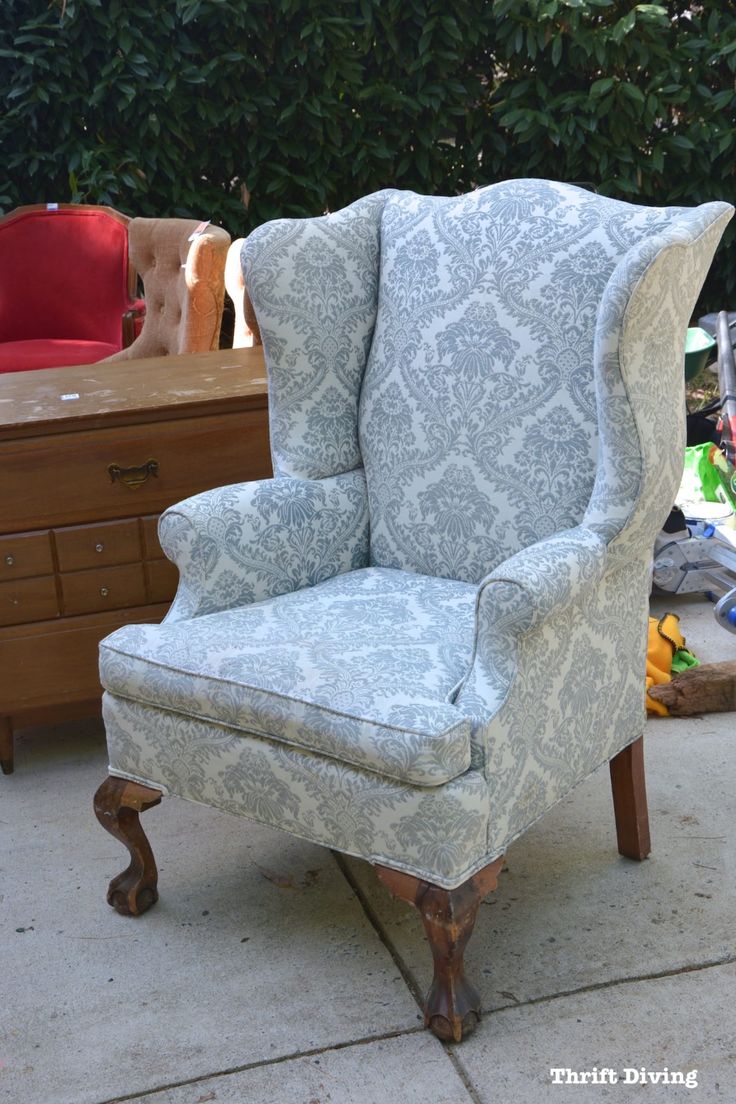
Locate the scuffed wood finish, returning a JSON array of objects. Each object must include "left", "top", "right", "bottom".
[
  {"left": 94, "top": 776, "right": 163, "bottom": 916},
  {"left": 649, "top": 660, "right": 736, "bottom": 715},
  {"left": 0, "top": 347, "right": 267, "bottom": 439},
  {"left": 610, "top": 736, "right": 651, "bottom": 861},
  {"left": 0, "top": 715, "right": 13, "bottom": 775},
  {"left": 376, "top": 857, "right": 505, "bottom": 1042}
]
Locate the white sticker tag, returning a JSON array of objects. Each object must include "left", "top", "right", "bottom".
[
  {"left": 46, "top": 202, "right": 59, "bottom": 210},
  {"left": 60, "top": 393, "right": 80, "bottom": 401}
]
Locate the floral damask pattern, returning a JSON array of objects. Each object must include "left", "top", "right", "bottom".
[
  {"left": 157, "top": 469, "right": 369, "bottom": 621},
  {"left": 242, "top": 190, "right": 394, "bottom": 480},
  {"left": 101, "top": 181, "right": 733, "bottom": 889},
  {"left": 101, "top": 567, "right": 478, "bottom": 787},
  {"left": 102, "top": 693, "right": 491, "bottom": 888},
  {"left": 359, "top": 182, "right": 724, "bottom": 582}
]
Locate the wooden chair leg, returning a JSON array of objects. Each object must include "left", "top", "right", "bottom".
[
  {"left": 0, "top": 716, "right": 13, "bottom": 775},
  {"left": 376, "top": 857, "right": 504, "bottom": 1043},
  {"left": 610, "top": 735, "right": 651, "bottom": 861},
  {"left": 94, "top": 776, "right": 163, "bottom": 916}
]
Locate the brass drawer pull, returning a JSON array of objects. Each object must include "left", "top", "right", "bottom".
[
  {"left": 100, "top": 586, "right": 109, "bottom": 597},
  {"left": 108, "top": 459, "right": 159, "bottom": 489},
  {"left": 4, "top": 554, "right": 14, "bottom": 566}
]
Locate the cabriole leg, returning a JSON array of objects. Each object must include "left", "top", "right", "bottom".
[
  {"left": 94, "top": 776, "right": 163, "bottom": 916},
  {"left": 377, "top": 857, "right": 504, "bottom": 1042},
  {"left": 610, "top": 735, "right": 651, "bottom": 861}
]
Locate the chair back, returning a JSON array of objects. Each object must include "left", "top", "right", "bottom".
[
  {"left": 244, "top": 182, "right": 730, "bottom": 582},
  {"left": 361, "top": 182, "right": 686, "bottom": 580},
  {"left": 0, "top": 204, "right": 135, "bottom": 345},
  {"left": 111, "top": 218, "right": 230, "bottom": 359}
]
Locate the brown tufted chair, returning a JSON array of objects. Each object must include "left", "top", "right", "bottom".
[
  {"left": 224, "top": 237, "right": 261, "bottom": 347},
  {"left": 105, "top": 218, "right": 230, "bottom": 361}
]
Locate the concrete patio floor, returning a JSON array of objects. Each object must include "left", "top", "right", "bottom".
[{"left": 2, "top": 596, "right": 735, "bottom": 1104}]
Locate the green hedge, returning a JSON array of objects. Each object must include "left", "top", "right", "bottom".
[{"left": 2, "top": 0, "right": 735, "bottom": 310}]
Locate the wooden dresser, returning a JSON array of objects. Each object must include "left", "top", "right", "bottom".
[{"left": 0, "top": 348, "right": 270, "bottom": 773}]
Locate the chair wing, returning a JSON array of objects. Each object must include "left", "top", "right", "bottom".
[
  {"left": 457, "top": 203, "right": 732, "bottom": 851},
  {"left": 242, "top": 191, "right": 391, "bottom": 480}
]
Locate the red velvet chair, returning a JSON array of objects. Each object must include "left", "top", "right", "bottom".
[{"left": 0, "top": 203, "right": 144, "bottom": 374}]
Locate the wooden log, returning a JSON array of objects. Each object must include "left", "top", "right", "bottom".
[{"left": 648, "top": 660, "right": 736, "bottom": 716}]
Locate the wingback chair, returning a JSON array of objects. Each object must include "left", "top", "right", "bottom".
[{"left": 94, "top": 181, "right": 732, "bottom": 1042}]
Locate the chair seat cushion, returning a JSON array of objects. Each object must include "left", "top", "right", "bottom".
[
  {"left": 100, "top": 567, "right": 478, "bottom": 786},
  {"left": 0, "top": 338, "right": 119, "bottom": 373}
]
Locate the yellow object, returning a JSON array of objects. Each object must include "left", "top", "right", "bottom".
[{"left": 646, "top": 614, "right": 686, "bottom": 716}]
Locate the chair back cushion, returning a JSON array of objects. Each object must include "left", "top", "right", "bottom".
[
  {"left": 0, "top": 206, "right": 132, "bottom": 345},
  {"left": 359, "top": 181, "right": 691, "bottom": 581}
]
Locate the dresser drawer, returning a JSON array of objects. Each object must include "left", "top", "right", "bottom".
[
  {"left": 0, "top": 531, "right": 54, "bottom": 580},
  {"left": 0, "top": 411, "right": 271, "bottom": 532},
  {"left": 54, "top": 519, "right": 142, "bottom": 571},
  {"left": 0, "top": 575, "right": 59, "bottom": 626},
  {"left": 60, "top": 563, "right": 147, "bottom": 617},
  {"left": 141, "top": 515, "right": 164, "bottom": 560},
  {"left": 145, "top": 558, "right": 179, "bottom": 604}
]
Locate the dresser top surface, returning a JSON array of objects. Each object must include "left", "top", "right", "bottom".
[{"left": 0, "top": 348, "right": 268, "bottom": 440}]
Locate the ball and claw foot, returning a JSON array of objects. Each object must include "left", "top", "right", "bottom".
[
  {"left": 376, "top": 858, "right": 504, "bottom": 1043},
  {"left": 106, "top": 869, "right": 159, "bottom": 917},
  {"left": 425, "top": 974, "right": 482, "bottom": 1043},
  {"left": 94, "top": 775, "right": 163, "bottom": 917}
]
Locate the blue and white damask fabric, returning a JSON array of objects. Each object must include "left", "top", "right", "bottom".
[
  {"left": 100, "top": 181, "right": 733, "bottom": 888},
  {"left": 457, "top": 207, "right": 733, "bottom": 855},
  {"left": 103, "top": 693, "right": 491, "bottom": 889},
  {"left": 359, "top": 182, "right": 722, "bottom": 582},
  {"left": 242, "top": 190, "right": 392, "bottom": 481},
  {"left": 157, "top": 468, "right": 369, "bottom": 622},
  {"left": 101, "top": 567, "right": 478, "bottom": 787}
]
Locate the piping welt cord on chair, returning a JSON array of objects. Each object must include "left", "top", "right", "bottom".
[{"left": 93, "top": 180, "right": 733, "bottom": 1042}]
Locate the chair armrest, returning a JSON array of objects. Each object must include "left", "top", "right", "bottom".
[
  {"left": 478, "top": 525, "right": 607, "bottom": 634},
  {"left": 158, "top": 468, "right": 369, "bottom": 621},
  {"left": 457, "top": 526, "right": 608, "bottom": 713}
]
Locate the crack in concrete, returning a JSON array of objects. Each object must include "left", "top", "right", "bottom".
[
  {"left": 94, "top": 1025, "right": 426, "bottom": 1104},
  {"left": 92, "top": 848, "right": 736, "bottom": 1104}
]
